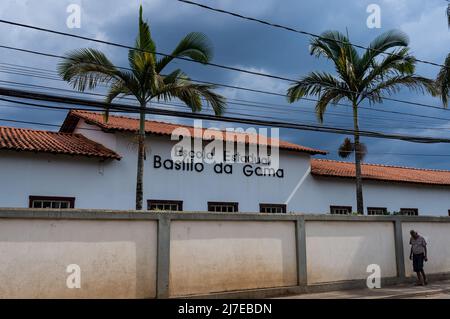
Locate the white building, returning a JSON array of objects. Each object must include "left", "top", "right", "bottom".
[{"left": 2, "top": 110, "right": 450, "bottom": 216}]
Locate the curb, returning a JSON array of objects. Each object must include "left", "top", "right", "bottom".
[{"left": 381, "top": 288, "right": 450, "bottom": 299}]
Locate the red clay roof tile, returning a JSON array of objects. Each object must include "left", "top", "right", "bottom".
[
  {"left": 0, "top": 126, "right": 120, "bottom": 160},
  {"left": 61, "top": 110, "right": 327, "bottom": 155},
  {"left": 311, "top": 159, "right": 450, "bottom": 186}
]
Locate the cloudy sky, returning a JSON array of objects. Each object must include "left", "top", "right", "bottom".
[{"left": 0, "top": 0, "right": 449, "bottom": 168}]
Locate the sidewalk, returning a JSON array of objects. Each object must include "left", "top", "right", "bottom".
[{"left": 277, "top": 280, "right": 450, "bottom": 299}]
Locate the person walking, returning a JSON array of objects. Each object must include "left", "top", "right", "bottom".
[{"left": 409, "top": 230, "right": 428, "bottom": 286}]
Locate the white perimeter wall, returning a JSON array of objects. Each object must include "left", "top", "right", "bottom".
[
  {"left": 1, "top": 118, "right": 450, "bottom": 215},
  {"left": 169, "top": 220, "right": 297, "bottom": 296},
  {"left": 1, "top": 213, "right": 450, "bottom": 298},
  {"left": 0, "top": 219, "right": 157, "bottom": 298},
  {"left": 305, "top": 221, "right": 397, "bottom": 283}
]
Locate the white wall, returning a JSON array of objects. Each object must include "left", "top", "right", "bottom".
[
  {"left": 0, "top": 212, "right": 449, "bottom": 298},
  {"left": 402, "top": 222, "right": 450, "bottom": 277},
  {"left": 293, "top": 175, "right": 450, "bottom": 216},
  {"left": 0, "top": 219, "right": 157, "bottom": 298},
  {"left": 169, "top": 220, "right": 297, "bottom": 296},
  {"left": 305, "top": 221, "right": 397, "bottom": 284},
  {"left": 2, "top": 118, "right": 450, "bottom": 215},
  {"left": 0, "top": 118, "right": 313, "bottom": 212}
]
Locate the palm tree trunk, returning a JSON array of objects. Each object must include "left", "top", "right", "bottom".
[
  {"left": 135, "top": 102, "right": 146, "bottom": 210},
  {"left": 352, "top": 103, "right": 364, "bottom": 215}
]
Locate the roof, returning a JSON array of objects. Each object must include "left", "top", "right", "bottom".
[
  {"left": 60, "top": 110, "right": 327, "bottom": 155},
  {"left": 311, "top": 159, "right": 450, "bottom": 186},
  {"left": 0, "top": 126, "right": 121, "bottom": 160}
]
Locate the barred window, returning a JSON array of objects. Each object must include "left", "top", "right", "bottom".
[
  {"left": 29, "top": 196, "right": 75, "bottom": 209},
  {"left": 400, "top": 208, "right": 419, "bottom": 216},
  {"left": 330, "top": 206, "right": 352, "bottom": 215},
  {"left": 208, "top": 202, "right": 239, "bottom": 213},
  {"left": 147, "top": 200, "right": 183, "bottom": 211},
  {"left": 260, "top": 204, "right": 287, "bottom": 214},
  {"left": 367, "top": 207, "right": 388, "bottom": 215}
]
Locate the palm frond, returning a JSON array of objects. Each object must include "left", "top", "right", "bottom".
[
  {"left": 447, "top": 3, "right": 450, "bottom": 28},
  {"left": 127, "top": 5, "right": 157, "bottom": 96},
  {"left": 360, "top": 47, "right": 415, "bottom": 90},
  {"left": 153, "top": 80, "right": 226, "bottom": 116},
  {"left": 57, "top": 48, "right": 118, "bottom": 91},
  {"left": 315, "top": 89, "right": 344, "bottom": 122},
  {"left": 156, "top": 32, "right": 213, "bottom": 73},
  {"left": 287, "top": 72, "right": 348, "bottom": 103},
  {"left": 310, "top": 31, "right": 350, "bottom": 61},
  {"left": 162, "top": 69, "right": 187, "bottom": 85},
  {"left": 136, "top": 5, "right": 156, "bottom": 54},
  {"left": 103, "top": 80, "right": 134, "bottom": 122},
  {"left": 436, "top": 53, "right": 450, "bottom": 107},
  {"left": 359, "top": 30, "right": 409, "bottom": 73},
  {"left": 364, "top": 75, "right": 437, "bottom": 104},
  {"left": 311, "top": 31, "right": 361, "bottom": 86}
]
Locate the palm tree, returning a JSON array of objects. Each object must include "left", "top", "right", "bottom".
[
  {"left": 447, "top": 3, "right": 450, "bottom": 27},
  {"left": 287, "top": 30, "right": 436, "bottom": 215},
  {"left": 437, "top": 54, "right": 450, "bottom": 107},
  {"left": 58, "top": 6, "right": 226, "bottom": 210},
  {"left": 436, "top": 4, "right": 450, "bottom": 106}
]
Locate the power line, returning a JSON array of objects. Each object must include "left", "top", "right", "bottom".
[
  {"left": 3, "top": 93, "right": 450, "bottom": 133},
  {"left": 0, "top": 19, "right": 446, "bottom": 111},
  {"left": 3, "top": 116, "right": 450, "bottom": 158},
  {"left": 2, "top": 77, "right": 449, "bottom": 129},
  {"left": 0, "top": 46, "right": 448, "bottom": 121},
  {"left": 2, "top": 86, "right": 450, "bottom": 144},
  {"left": 177, "top": 0, "right": 449, "bottom": 70},
  {"left": 0, "top": 20, "right": 301, "bottom": 83},
  {"left": 1, "top": 70, "right": 449, "bottom": 130},
  {"left": 0, "top": 59, "right": 449, "bottom": 129}
]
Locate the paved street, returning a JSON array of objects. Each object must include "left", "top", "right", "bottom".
[{"left": 277, "top": 280, "right": 450, "bottom": 299}]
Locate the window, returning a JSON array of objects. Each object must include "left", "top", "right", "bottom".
[
  {"left": 400, "top": 208, "right": 419, "bottom": 216},
  {"left": 330, "top": 206, "right": 352, "bottom": 215},
  {"left": 147, "top": 200, "right": 183, "bottom": 211},
  {"left": 260, "top": 204, "right": 287, "bottom": 214},
  {"left": 208, "top": 202, "right": 239, "bottom": 213},
  {"left": 29, "top": 196, "right": 75, "bottom": 209},
  {"left": 367, "top": 207, "right": 388, "bottom": 215}
]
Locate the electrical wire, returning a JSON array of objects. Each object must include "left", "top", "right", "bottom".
[
  {"left": 177, "top": 0, "right": 449, "bottom": 69},
  {"left": 0, "top": 19, "right": 446, "bottom": 112}
]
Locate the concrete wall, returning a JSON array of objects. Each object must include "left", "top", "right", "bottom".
[
  {"left": 169, "top": 221, "right": 297, "bottom": 296},
  {"left": 305, "top": 221, "right": 397, "bottom": 284},
  {"left": 2, "top": 118, "right": 450, "bottom": 216},
  {"left": 0, "top": 210, "right": 450, "bottom": 298},
  {"left": 0, "top": 217, "right": 157, "bottom": 298}
]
